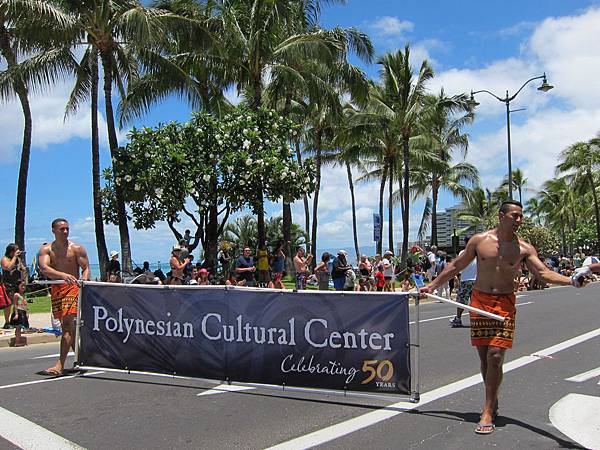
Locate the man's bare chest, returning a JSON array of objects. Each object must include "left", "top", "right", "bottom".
[
  {"left": 49, "top": 250, "right": 78, "bottom": 267},
  {"left": 477, "top": 243, "right": 523, "bottom": 268}
]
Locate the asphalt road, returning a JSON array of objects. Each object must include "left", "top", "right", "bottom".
[{"left": 0, "top": 284, "right": 598, "bottom": 449}]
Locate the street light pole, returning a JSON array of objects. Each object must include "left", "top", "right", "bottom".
[
  {"left": 505, "top": 95, "right": 513, "bottom": 199},
  {"left": 468, "top": 74, "right": 554, "bottom": 200}
]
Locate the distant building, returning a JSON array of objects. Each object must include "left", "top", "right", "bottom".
[{"left": 428, "top": 204, "right": 484, "bottom": 249}]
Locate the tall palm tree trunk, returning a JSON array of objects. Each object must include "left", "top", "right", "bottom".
[
  {"left": 281, "top": 96, "right": 293, "bottom": 274},
  {"left": 377, "top": 165, "right": 387, "bottom": 255},
  {"left": 90, "top": 50, "right": 109, "bottom": 279},
  {"left": 0, "top": 30, "right": 31, "bottom": 257},
  {"left": 431, "top": 177, "right": 439, "bottom": 246},
  {"left": 310, "top": 130, "right": 322, "bottom": 260},
  {"left": 295, "top": 142, "right": 310, "bottom": 240},
  {"left": 346, "top": 162, "right": 360, "bottom": 264},
  {"left": 388, "top": 162, "right": 394, "bottom": 253},
  {"left": 401, "top": 138, "right": 410, "bottom": 265},
  {"left": 100, "top": 52, "right": 132, "bottom": 273},
  {"left": 588, "top": 172, "right": 600, "bottom": 254}
]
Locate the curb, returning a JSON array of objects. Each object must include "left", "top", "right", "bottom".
[{"left": 0, "top": 332, "right": 61, "bottom": 348}]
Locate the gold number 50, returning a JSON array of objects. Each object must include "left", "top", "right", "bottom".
[{"left": 361, "top": 360, "right": 394, "bottom": 384}]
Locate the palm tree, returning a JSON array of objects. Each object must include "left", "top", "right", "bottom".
[
  {"left": 537, "top": 177, "right": 574, "bottom": 254},
  {"left": 60, "top": 0, "right": 186, "bottom": 273},
  {"left": 458, "top": 187, "right": 497, "bottom": 234},
  {"left": 63, "top": 42, "right": 111, "bottom": 278},
  {"left": 223, "top": 215, "right": 258, "bottom": 252},
  {"left": 414, "top": 90, "right": 476, "bottom": 245},
  {"left": 524, "top": 197, "right": 543, "bottom": 226},
  {"left": 218, "top": 0, "right": 372, "bottom": 249},
  {"left": 371, "top": 46, "right": 433, "bottom": 264},
  {"left": 556, "top": 140, "right": 600, "bottom": 253},
  {"left": 501, "top": 168, "right": 528, "bottom": 204},
  {"left": 0, "top": 0, "right": 74, "bottom": 256}
]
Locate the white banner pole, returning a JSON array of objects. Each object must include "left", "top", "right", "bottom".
[
  {"left": 424, "top": 293, "right": 505, "bottom": 322},
  {"left": 32, "top": 280, "right": 68, "bottom": 285}
]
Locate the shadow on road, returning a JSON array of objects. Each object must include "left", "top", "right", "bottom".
[{"left": 408, "top": 409, "right": 586, "bottom": 449}]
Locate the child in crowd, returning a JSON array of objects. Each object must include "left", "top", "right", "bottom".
[
  {"left": 400, "top": 272, "right": 412, "bottom": 292},
  {"left": 198, "top": 268, "right": 210, "bottom": 285},
  {"left": 10, "top": 281, "right": 29, "bottom": 346},
  {"left": 374, "top": 264, "right": 385, "bottom": 292}
]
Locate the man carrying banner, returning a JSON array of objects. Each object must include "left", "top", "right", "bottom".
[
  {"left": 38, "top": 218, "right": 90, "bottom": 376},
  {"left": 420, "top": 200, "right": 585, "bottom": 435}
]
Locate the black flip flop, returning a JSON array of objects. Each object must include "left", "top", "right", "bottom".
[{"left": 38, "top": 369, "right": 64, "bottom": 377}]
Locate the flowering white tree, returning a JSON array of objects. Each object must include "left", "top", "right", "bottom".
[{"left": 102, "top": 107, "right": 315, "bottom": 268}]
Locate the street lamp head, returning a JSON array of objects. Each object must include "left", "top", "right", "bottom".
[
  {"left": 468, "top": 91, "right": 480, "bottom": 108},
  {"left": 538, "top": 73, "right": 554, "bottom": 92}
]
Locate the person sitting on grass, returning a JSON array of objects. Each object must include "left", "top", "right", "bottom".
[{"left": 10, "top": 281, "right": 29, "bottom": 346}]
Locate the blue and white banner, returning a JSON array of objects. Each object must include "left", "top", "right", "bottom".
[
  {"left": 77, "top": 283, "right": 411, "bottom": 394},
  {"left": 373, "top": 213, "right": 382, "bottom": 243}
]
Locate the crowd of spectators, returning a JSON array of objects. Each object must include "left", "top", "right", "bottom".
[{"left": 61, "top": 232, "right": 600, "bottom": 294}]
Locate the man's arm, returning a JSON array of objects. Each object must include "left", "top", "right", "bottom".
[
  {"left": 421, "top": 236, "right": 480, "bottom": 294},
  {"left": 76, "top": 245, "right": 91, "bottom": 281},
  {"left": 524, "top": 245, "right": 575, "bottom": 286},
  {"left": 38, "top": 246, "right": 78, "bottom": 284}
]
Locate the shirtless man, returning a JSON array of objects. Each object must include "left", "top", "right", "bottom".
[
  {"left": 293, "top": 247, "right": 313, "bottom": 290},
  {"left": 38, "top": 218, "right": 90, "bottom": 376},
  {"left": 420, "top": 200, "right": 584, "bottom": 435}
]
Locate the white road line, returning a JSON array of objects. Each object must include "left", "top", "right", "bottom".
[
  {"left": 0, "top": 405, "right": 84, "bottom": 449},
  {"left": 31, "top": 351, "right": 75, "bottom": 360},
  {"left": 409, "top": 301, "right": 534, "bottom": 325},
  {"left": 549, "top": 393, "right": 600, "bottom": 449},
  {"left": 0, "top": 371, "right": 104, "bottom": 390},
  {"left": 565, "top": 366, "right": 600, "bottom": 382},
  {"left": 197, "top": 384, "right": 255, "bottom": 396},
  {"left": 266, "top": 327, "right": 600, "bottom": 450}
]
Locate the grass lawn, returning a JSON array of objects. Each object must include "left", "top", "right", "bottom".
[{"left": 26, "top": 295, "right": 52, "bottom": 314}]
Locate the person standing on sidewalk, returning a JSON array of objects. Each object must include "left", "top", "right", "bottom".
[
  {"left": 420, "top": 201, "right": 585, "bottom": 435},
  {"left": 449, "top": 236, "right": 477, "bottom": 328},
  {"left": 38, "top": 218, "right": 90, "bottom": 376}
]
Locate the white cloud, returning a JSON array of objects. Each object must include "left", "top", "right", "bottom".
[
  {"left": 430, "top": 6, "right": 600, "bottom": 200},
  {"left": 498, "top": 21, "right": 536, "bottom": 38},
  {"left": 0, "top": 80, "right": 113, "bottom": 163},
  {"left": 528, "top": 7, "right": 600, "bottom": 109},
  {"left": 467, "top": 107, "right": 600, "bottom": 193},
  {"left": 368, "top": 16, "right": 414, "bottom": 38}
]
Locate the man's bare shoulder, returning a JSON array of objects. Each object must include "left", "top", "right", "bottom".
[
  {"left": 39, "top": 242, "right": 53, "bottom": 255},
  {"left": 69, "top": 241, "right": 87, "bottom": 254},
  {"left": 517, "top": 237, "right": 537, "bottom": 256},
  {"left": 470, "top": 231, "right": 495, "bottom": 246}
]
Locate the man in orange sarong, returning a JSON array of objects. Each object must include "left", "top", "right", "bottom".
[
  {"left": 421, "top": 200, "right": 585, "bottom": 435},
  {"left": 38, "top": 218, "right": 90, "bottom": 377}
]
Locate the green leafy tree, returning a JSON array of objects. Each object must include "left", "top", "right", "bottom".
[
  {"left": 556, "top": 140, "right": 600, "bottom": 253},
  {"left": 517, "top": 219, "right": 560, "bottom": 257},
  {"left": 104, "top": 107, "right": 314, "bottom": 268},
  {"left": 219, "top": 107, "right": 315, "bottom": 248}
]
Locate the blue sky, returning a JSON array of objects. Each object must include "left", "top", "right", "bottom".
[{"left": 2, "top": 0, "right": 600, "bottom": 265}]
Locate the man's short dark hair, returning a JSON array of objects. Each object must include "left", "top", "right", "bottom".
[
  {"left": 499, "top": 200, "right": 523, "bottom": 214},
  {"left": 51, "top": 218, "right": 68, "bottom": 229}
]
